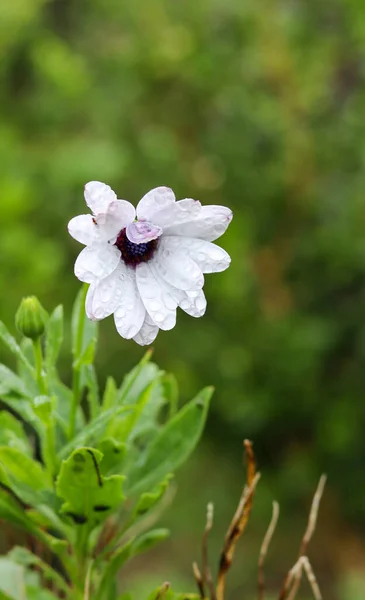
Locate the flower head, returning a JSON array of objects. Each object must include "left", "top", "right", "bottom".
[
  {"left": 68, "top": 182, "right": 232, "bottom": 345},
  {"left": 15, "top": 296, "right": 47, "bottom": 340}
]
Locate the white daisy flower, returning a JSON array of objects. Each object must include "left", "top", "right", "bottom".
[{"left": 68, "top": 182, "right": 232, "bottom": 345}]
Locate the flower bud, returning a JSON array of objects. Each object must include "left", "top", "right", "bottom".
[{"left": 15, "top": 296, "right": 46, "bottom": 340}]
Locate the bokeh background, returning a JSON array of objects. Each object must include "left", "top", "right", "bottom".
[{"left": 1, "top": 0, "right": 365, "bottom": 598}]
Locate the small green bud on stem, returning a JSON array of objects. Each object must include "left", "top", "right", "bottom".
[{"left": 15, "top": 296, "right": 46, "bottom": 340}]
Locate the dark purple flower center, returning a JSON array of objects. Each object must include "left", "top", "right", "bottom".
[{"left": 114, "top": 228, "right": 159, "bottom": 267}]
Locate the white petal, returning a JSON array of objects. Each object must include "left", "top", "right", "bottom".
[
  {"left": 163, "top": 205, "right": 233, "bottom": 241},
  {"left": 182, "top": 290, "right": 207, "bottom": 317},
  {"left": 137, "top": 186, "right": 176, "bottom": 221},
  {"left": 85, "top": 264, "right": 128, "bottom": 321},
  {"left": 164, "top": 236, "right": 231, "bottom": 273},
  {"left": 85, "top": 284, "right": 97, "bottom": 320},
  {"left": 133, "top": 314, "right": 159, "bottom": 346},
  {"left": 68, "top": 214, "right": 98, "bottom": 246},
  {"left": 151, "top": 198, "right": 201, "bottom": 229},
  {"left": 96, "top": 200, "right": 136, "bottom": 241},
  {"left": 126, "top": 221, "right": 162, "bottom": 244},
  {"left": 136, "top": 262, "right": 177, "bottom": 331},
  {"left": 74, "top": 243, "right": 120, "bottom": 284},
  {"left": 152, "top": 268, "right": 207, "bottom": 318},
  {"left": 84, "top": 181, "right": 117, "bottom": 215},
  {"left": 114, "top": 271, "right": 146, "bottom": 339},
  {"left": 155, "top": 239, "right": 204, "bottom": 291}
]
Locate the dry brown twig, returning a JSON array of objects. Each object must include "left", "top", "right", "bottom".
[
  {"left": 281, "top": 556, "right": 322, "bottom": 600},
  {"left": 191, "top": 442, "right": 325, "bottom": 600},
  {"left": 278, "top": 475, "right": 327, "bottom": 600},
  {"left": 216, "top": 440, "right": 260, "bottom": 600},
  {"left": 258, "top": 501, "right": 280, "bottom": 600},
  {"left": 192, "top": 562, "right": 205, "bottom": 599},
  {"left": 192, "top": 439, "right": 260, "bottom": 600}
]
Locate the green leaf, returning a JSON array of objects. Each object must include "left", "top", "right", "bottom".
[
  {"left": 58, "top": 405, "right": 133, "bottom": 459},
  {"left": 95, "top": 538, "right": 135, "bottom": 600},
  {"left": 0, "top": 497, "right": 66, "bottom": 558},
  {"left": 17, "top": 339, "right": 37, "bottom": 396},
  {"left": 98, "top": 438, "right": 127, "bottom": 475},
  {"left": 81, "top": 364, "right": 100, "bottom": 420},
  {"left": 45, "top": 305, "right": 64, "bottom": 370},
  {"left": 161, "top": 373, "right": 179, "bottom": 418},
  {"left": 8, "top": 547, "right": 70, "bottom": 596},
  {"left": 48, "top": 376, "right": 84, "bottom": 436},
  {"left": 0, "top": 394, "right": 42, "bottom": 434},
  {"left": 106, "top": 380, "right": 159, "bottom": 442},
  {"left": 73, "top": 337, "right": 96, "bottom": 369},
  {"left": 117, "top": 350, "right": 155, "bottom": 404},
  {"left": 0, "top": 447, "right": 52, "bottom": 505},
  {"left": 0, "top": 412, "right": 31, "bottom": 455},
  {"left": 96, "top": 529, "right": 169, "bottom": 600},
  {"left": 56, "top": 447, "right": 124, "bottom": 526},
  {"left": 126, "top": 387, "right": 212, "bottom": 496},
  {"left": 24, "top": 570, "right": 61, "bottom": 600},
  {"left": 72, "top": 286, "right": 98, "bottom": 358},
  {"left": 131, "top": 528, "right": 169, "bottom": 556},
  {"left": 0, "top": 365, "right": 29, "bottom": 397},
  {"left": 33, "top": 395, "right": 55, "bottom": 424},
  {"left": 102, "top": 376, "right": 117, "bottom": 411},
  {"left": 0, "top": 559, "right": 24, "bottom": 600},
  {"left": 133, "top": 475, "right": 173, "bottom": 520},
  {"left": 0, "top": 322, "right": 34, "bottom": 375}
]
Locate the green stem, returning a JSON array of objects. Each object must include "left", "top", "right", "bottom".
[
  {"left": 33, "top": 337, "right": 47, "bottom": 395},
  {"left": 44, "top": 421, "right": 58, "bottom": 479},
  {"left": 74, "top": 524, "right": 90, "bottom": 591},
  {"left": 69, "top": 284, "right": 88, "bottom": 439}
]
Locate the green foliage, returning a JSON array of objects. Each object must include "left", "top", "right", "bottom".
[
  {"left": 0, "top": 293, "right": 209, "bottom": 598},
  {"left": 56, "top": 447, "right": 124, "bottom": 525}
]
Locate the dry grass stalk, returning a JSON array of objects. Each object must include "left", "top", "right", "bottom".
[
  {"left": 281, "top": 556, "right": 322, "bottom": 600},
  {"left": 192, "top": 562, "right": 205, "bottom": 599},
  {"left": 278, "top": 475, "right": 326, "bottom": 600},
  {"left": 216, "top": 440, "right": 260, "bottom": 600},
  {"left": 202, "top": 503, "right": 217, "bottom": 600},
  {"left": 299, "top": 475, "right": 327, "bottom": 557},
  {"left": 191, "top": 443, "right": 325, "bottom": 600},
  {"left": 258, "top": 501, "right": 280, "bottom": 600}
]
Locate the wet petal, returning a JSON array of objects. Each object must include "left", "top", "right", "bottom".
[
  {"left": 68, "top": 214, "right": 98, "bottom": 246},
  {"left": 96, "top": 200, "right": 135, "bottom": 241},
  {"left": 114, "top": 270, "right": 146, "bottom": 339},
  {"left": 155, "top": 239, "right": 204, "bottom": 291},
  {"left": 126, "top": 221, "right": 162, "bottom": 244},
  {"left": 152, "top": 267, "right": 207, "bottom": 318},
  {"left": 152, "top": 198, "right": 201, "bottom": 229},
  {"left": 136, "top": 262, "right": 177, "bottom": 331},
  {"left": 137, "top": 186, "right": 176, "bottom": 221},
  {"left": 85, "top": 264, "right": 128, "bottom": 321},
  {"left": 133, "top": 314, "right": 159, "bottom": 346},
  {"left": 163, "top": 236, "right": 231, "bottom": 273},
  {"left": 163, "top": 205, "right": 232, "bottom": 241},
  {"left": 74, "top": 243, "right": 120, "bottom": 284},
  {"left": 84, "top": 181, "right": 117, "bottom": 215}
]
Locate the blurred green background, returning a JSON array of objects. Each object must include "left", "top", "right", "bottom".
[{"left": 1, "top": 0, "right": 365, "bottom": 597}]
